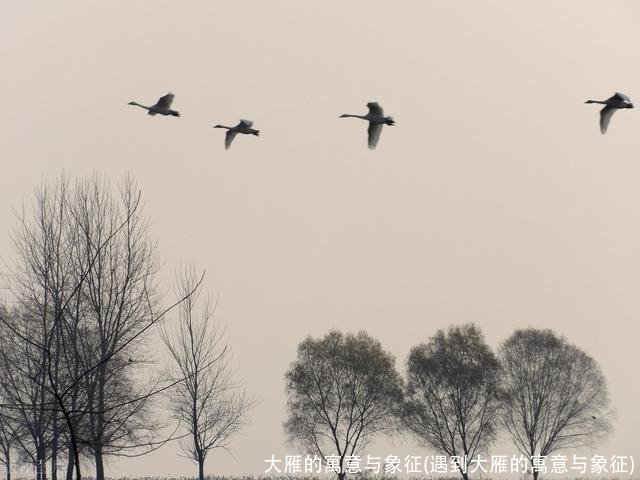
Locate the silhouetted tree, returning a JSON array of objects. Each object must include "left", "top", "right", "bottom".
[
  {"left": 69, "top": 174, "right": 160, "bottom": 480},
  {"left": 284, "top": 330, "right": 402, "bottom": 480},
  {"left": 4, "top": 176, "right": 75, "bottom": 480},
  {"left": 0, "top": 377, "right": 20, "bottom": 480},
  {"left": 0, "top": 173, "right": 203, "bottom": 480},
  {"left": 400, "top": 324, "right": 501, "bottom": 480},
  {"left": 499, "top": 328, "right": 613, "bottom": 480},
  {"left": 162, "top": 265, "right": 253, "bottom": 480}
]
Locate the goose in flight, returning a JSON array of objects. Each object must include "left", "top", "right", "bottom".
[
  {"left": 585, "top": 92, "right": 633, "bottom": 134},
  {"left": 213, "top": 119, "right": 260, "bottom": 149},
  {"left": 340, "top": 102, "right": 395, "bottom": 149},
  {"left": 128, "top": 93, "right": 180, "bottom": 117}
]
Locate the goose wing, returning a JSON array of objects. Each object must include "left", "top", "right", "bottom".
[
  {"left": 600, "top": 105, "right": 616, "bottom": 134},
  {"left": 612, "top": 92, "right": 631, "bottom": 103},
  {"left": 239, "top": 119, "right": 253, "bottom": 127},
  {"left": 367, "top": 102, "right": 383, "bottom": 116},
  {"left": 225, "top": 130, "right": 238, "bottom": 149},
  {"left": 156, "top": 93, "right": 174, "bottom": 108},
  {"left": 367, "top": 122, "right": 383, "bottom": 149}
]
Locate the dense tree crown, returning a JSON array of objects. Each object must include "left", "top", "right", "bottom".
[
  {"left": 283, "top": 325, "right": 613, "bottom": 480},
  {"left": 284, "top": 331, "right": 402, "bottom": 480},
  {"left": 401, "top": 324, "right": 501, "bottom": 480},
  {"left": 499, "top": 328, "right": 612, "bottom": 480}
]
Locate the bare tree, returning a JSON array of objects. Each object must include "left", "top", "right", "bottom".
[
  {"left": 499, "top": 328, "right": 613, "bottom": 480},
  {"left": 0, "top": 417, "right": 17, "bottom": 480},
  {"left": 4, "top": 177, "right": 75, "bottom": 480},
  {"left": 400, "top": 324, "right": 501, "bottom": 480},
  {"left": 162, "top": 265, "right": 253, "bottom": 480},
  {"left": 0, "top": 410, "right": 16, "bottom": 480},
  {"left": 68, "top": 173, "right": 160, "bottom": 480},
  {"left": 0, "top": 173, "right": 204, "bottom": 480},
  {"left": 284, "top": 330, "right": 402, "bottom": 480},
  {"left": 0, "top": 330, "right": 21, "bottom": 480}
]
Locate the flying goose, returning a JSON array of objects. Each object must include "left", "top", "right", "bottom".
[
  {"left": 340, "top": 102, "right": 395, "bottom": 149},
  {"left": 128, "top": 93, "right": 180, "bottom": 117},
  {"left": 585, "top": 92, "right": 633, "bottom": 134},
  {"left": 213, "top": 119, "right": 260, "bottom": 149}
]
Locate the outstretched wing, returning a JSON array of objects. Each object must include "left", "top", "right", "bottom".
[
  {"left": 613, "top": 92, "right": 630, "bottom": 103},
  {"left": 367, "top": 122, "right": 383, "bottom": 149},
  {"left": 225, "top": 130, "right": 238, "bottom": 149},
  {"left": 240, "top": 119, "right": 253, "bottom": 127},
  {"left": 600, "top": 106, "right": 616, "bottom": 134},
  {"left": 367, "top": 102, "right": 383, "bottom": 116},
  {"left": 156, "top": 93, "right": 174, "bottom": 108}
]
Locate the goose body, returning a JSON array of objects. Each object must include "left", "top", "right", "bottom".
[
  {"left": 585, "top": 92, "right": 633, "bottom": 134},
  {"left": 128, "top": 93, "right": 180, "bottom": 117},
  {"left": 340, "top": 102, "right": 395, "bottom": 149},
  {"left": 213, "top": 119, "right": 260, "bottom": 149}
]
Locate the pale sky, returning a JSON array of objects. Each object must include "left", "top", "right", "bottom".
[{"left": 0, "top": 0, "right": 639, "bottom": 477}]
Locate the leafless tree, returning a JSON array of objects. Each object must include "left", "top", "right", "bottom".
[
  {"left": 162, "top": 265, "right": 253, "bottom": 480},
  {"left": 4, "top": 176, "right": 75, "bottom": 480},
  {"left": 0, "top": 173, "right": 204, "bottom": 480},
  {"left": 0, "top": 324, "right": 21, "bottom": 480},
  {"left": 68, "top": 174, "right": 160, "bottom": 480},
  {"left": 0, "top": 417, "right": 17, "bottom": 480},
  {"left": 0, "top": 303, "right": 75, "bottom": 480},
  {"left": 284, "top": 330, "right": 403, "bottom": 480},
  {"left": 499, "top": 328, "right": 613, "bottom": 480},
  {"left": 400, "top": 324, "right": 501, "bottom": 480}
]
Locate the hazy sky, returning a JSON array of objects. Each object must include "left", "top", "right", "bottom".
[{"left": 1, "top": 0, "right": 640, "bottom": 476}]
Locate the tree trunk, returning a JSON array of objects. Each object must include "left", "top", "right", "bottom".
[
  {"left": 65, "top": 449, "right": 74, "bottom": 480},
  {"left": 5, "top": 453, "right": 11, "bottom": 480},
  {"left": 533, "top": 470, "right": 539, "bottom": 480},
  {"left": 38, "top": 447, "right": 47, "bottom": 479},
  {"left": 58, "top": 406, "right": 81, "bottom": 480},
  {"left": 36, "top": 446, "right": 47, "bottom": 480},
  {"left": 455, "top": 463, "right": 469, "bottom": 480},
  {"left": 337, "top": 473, "right": 346, "bottom": 480},
  {"left": 93, "top": 360, "right": 107, "bottom": 480},
  {"left": 94, "top": 445, "right": 105, "bottom": 480},
  {"left": 198, "top": 457, "right": 205, "bottom": 480},
  {"left": 51, "top": 426, "right": 58, "bottom": 480},
  {"left": 51, "top": 456, "right": 57, "bottom": 480}
]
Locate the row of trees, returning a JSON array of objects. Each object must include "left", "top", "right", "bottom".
[
  {"left": 285, "top": 325, "right": 612, "bottom": 480},
  {"left": 0, "top": 172, "right": 611, "bottom": 480},
  {"left": 0, "top": 174, "right": 251, "bottom": 480}
]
